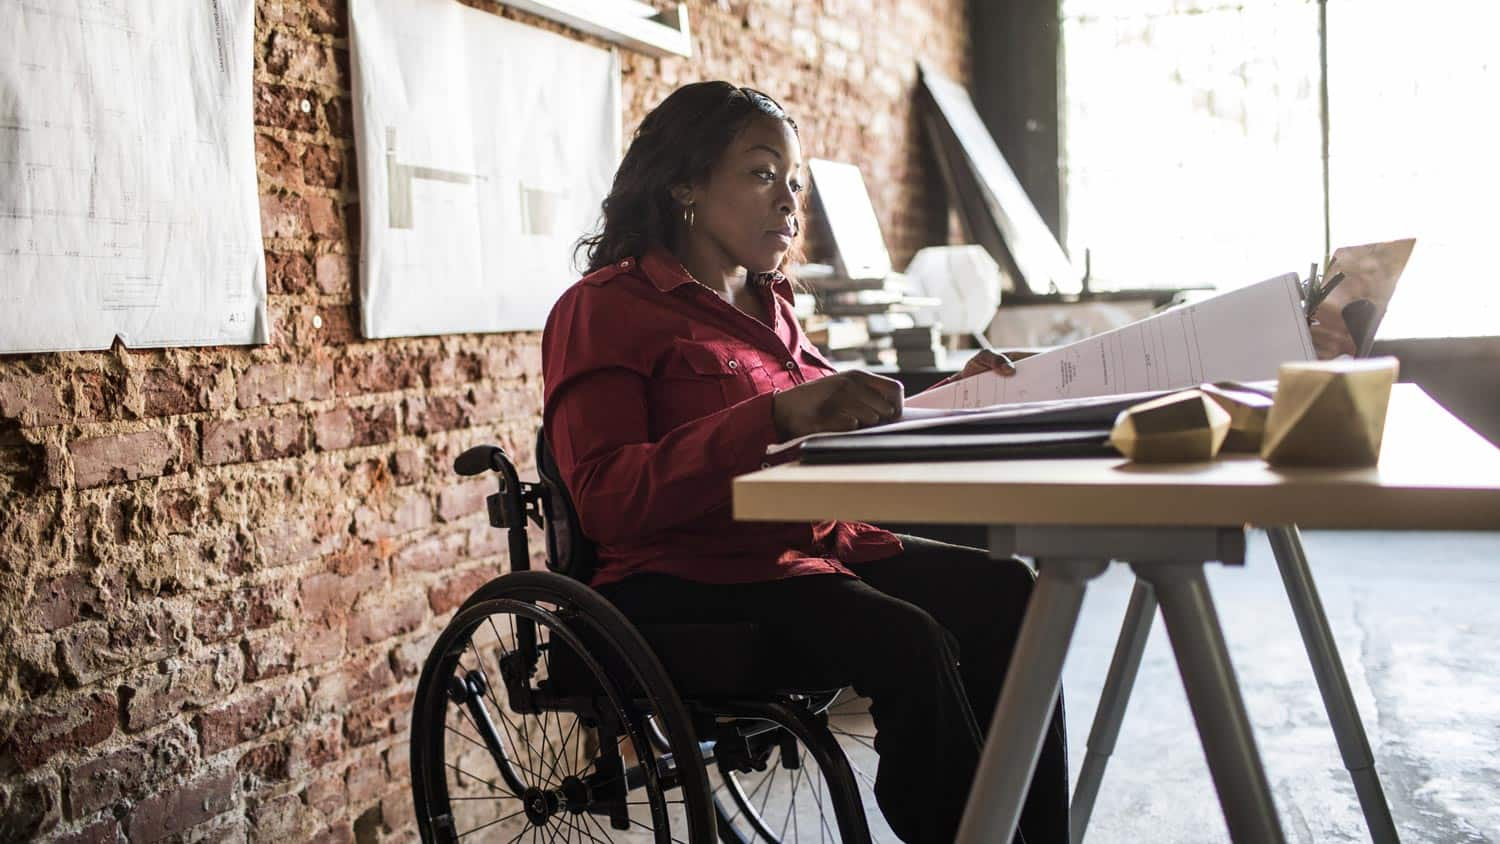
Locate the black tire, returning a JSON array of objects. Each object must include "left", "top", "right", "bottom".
[
  {"left": 712, "top": 690, "right": 893, "bottom": 843},
  {"left": 410, "top": 570, "right": 717, "bottom": 843}
]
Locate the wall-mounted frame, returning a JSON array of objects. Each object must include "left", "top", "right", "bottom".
[{"left": 499, "top": 0, "right": 691, "bottom": 57}]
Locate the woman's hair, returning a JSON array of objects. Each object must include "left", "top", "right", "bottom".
[{"left": 575, "top": 82, "right": 804, "bottom": 276}]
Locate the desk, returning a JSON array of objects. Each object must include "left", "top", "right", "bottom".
[{"left": 733, "top": 385, "right": 1500, "bottom": 842}]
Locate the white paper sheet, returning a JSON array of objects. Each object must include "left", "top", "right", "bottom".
[
  {"left": 0, "top": 0, "right": 268, "bottom": 354},
  {"left": 350, "top": 0, "right": 620, "bottom": 339},
  {"left": 907, "top": 273, "right": 1315, "bottom": 410}
]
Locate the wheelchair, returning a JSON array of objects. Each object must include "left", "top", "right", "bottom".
[{"left": 409, "top": 430, "right": 895, "bottom": 843}]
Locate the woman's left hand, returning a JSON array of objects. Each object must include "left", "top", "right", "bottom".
[{"left": 935, "top": 348, "right": 1036, "bottom": 388}]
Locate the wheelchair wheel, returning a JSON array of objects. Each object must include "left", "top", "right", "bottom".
[
  {"left": 712, "top": 690, "right": 897, "bottom": 843},
  {"left": 410, "top": 571, "right": 716, "bottom": 843}
]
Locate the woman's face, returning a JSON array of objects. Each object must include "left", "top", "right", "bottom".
[{"left": 683, "top": 115, "right": 804, "bottom": 275}]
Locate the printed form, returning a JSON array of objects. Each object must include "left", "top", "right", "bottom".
[
  {"left": 0, "top": 0, "right": 268, "bottom": 353},
  {"left": 908, "top": 273, "right": 1315, "bottom": 410}
]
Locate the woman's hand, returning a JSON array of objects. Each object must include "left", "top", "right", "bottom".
[
  {"left": 932, "top": 348, "right": 1035, "bottom": 388},
  {"left": 772, "top": 371, "right": 905, "bottom": 440},
  {"left": 1309, "top": 302, "right": 1358, "bottom": 359}
]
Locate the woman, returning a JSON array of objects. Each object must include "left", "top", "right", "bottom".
[{"left": 542, "top": 82, "right": 1067, "bottom": 843}]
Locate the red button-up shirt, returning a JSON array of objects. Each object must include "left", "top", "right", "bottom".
[{"left": 542, "top": 247, "right": 903, "bottom": 588}]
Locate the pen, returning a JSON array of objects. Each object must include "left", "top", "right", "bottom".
[{"left": 1304, "top": 271, "right": 1346, "bottom": 317}]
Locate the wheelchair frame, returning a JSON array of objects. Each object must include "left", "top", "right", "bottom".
[{"left": 408, "top": 434, "right": 877, "bottom": 843}]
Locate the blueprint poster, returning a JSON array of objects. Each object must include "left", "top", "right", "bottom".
[
  {"left": 0, "top": 0, "right": 269, "bottom": 354},
  {"left": 350, "top": 0, "right": 621, "bottom": 338}
]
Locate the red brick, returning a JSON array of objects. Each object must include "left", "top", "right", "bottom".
[
  {"left": 253, "top": 515, "right": 346, "bottom": 570},
  {"left": 125, "top": 766, "right": 237, "bottom": 843},
  {"left": 237, "top": 360, "right": 334, "bottom": 409},
  {"left": 0, "top": 374, "right": 70, "bottom": 426},
  {"left": 468, "top": 383, "right": 541, "bottom": 425},
  {"left": 352, "top": 491, "right": 432, "bottom": 542},
  {"left": 314, "top": 253, "right": 350, "bottom": 295},
  {"left": 388, "top": 448, "right": 424, "bottom": 485},
  {"left": 313, "top": 405, "right": 398, "bottom": 452},
  {"left": 299, "top": 564, "right": 385, "bottom": 620},
  {"left": 313, "top": 304, "right": 359, "bottom": 345},
  {"left": 306, "top": 196, "right": 343, "bottom": 239},
  {"left": 344, "top": 755, "right": 385, "bottom": 806},
  {"left": 298, "top": 621, "right": 347, "bottom": 671},
  {"left": 346, "top": 589, "right": 427, "bottom": 648},
  {"left": 289, "top": 718, "right": 344, "bottom": 778},
  {"left": 423, "top": 352, "right": 485, "bottom": 387},
  {"left": 305, "top": 769, "right": 348, "bottom": 818},
  {"left": 428, "top": 567, "right": 490, "bottom": 616},
  {"left": 65, "top": 722, "right": 195, "bottom": 817},
  {"left": 3, "top": 691, "right": 115, "bottom": 772},
  {"left": 248, "top": 791, "right": 306, "bottom": 841},
  {"left": 302, "top": 144, "right": 344, "bottom": 189},
  {"left": 466, "top": 524, "right": 507, "bottom": 560},
  {"left": 335, "top": 353, "right": 422, "bottom": 396},
  {"left": 254, "top": 82, "right": 317, "bottom": 133},
  {"left": 50, "top": 817, "right": 118, "bottom": 844},
  {"left": 195, "top": 583, "right": 287, "bottom": 643},
  {"left": 343, "top": 691, "right": 412, "bottom": 748},
  {"left": 265, "top": 249, "right": 314, "bottom": 294},
  {"left": 390, "top": 632, "right": 438, "bottom": 681},
  {"left": 265, "top": 29, "right": 341, "bottom": 87},
  {"left": 70, "top": 429, "right": 187, "bottom": 488},
  {"left": 243, "top": 630, "right": 295, "bottom": 681},
  {"left": 140, "top": 366, "right": 226, "bottom": 417},
  {"left": 260, "top": 193, "right": 307, "bottom": 239},
  {"left": 59, "top": 608, "right": 187, "bottom": 688},
  {"left": 403, "top": 394, "right": 471, "bottom": 435},
  {"left": 0, "top": 771, "right": 61, "bottom": 839},
  {"left": 197, "top": 683, "right": 310, "bottom": 757},
  {"left": 391, "top": 531, "right": 466, "bottom": 577},
  {"left": 379, "top": 786, "right": 416, "bottom": 835},
  {"left": 26, "top": 571, "right": 104, "bottom": 632},
  {"left": 436, "top": 479, "right": 489, "bottom": 523},
  {"left": 120, "top": 647, "right": 242, "bottom": 732},
  {"left": 237, "top": 740, "right": 292, "bottom": 783},
  {"left": 202, "top": 415, "right": 307, "bottom": 465}
]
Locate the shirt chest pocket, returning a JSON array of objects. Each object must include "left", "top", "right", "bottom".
[{"left": 668, "top": 339, "right": 774, "bottom": 406}]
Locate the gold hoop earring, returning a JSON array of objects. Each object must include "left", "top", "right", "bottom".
[{"left": 683, "top": 203, "right": 695, "bottom": 229}]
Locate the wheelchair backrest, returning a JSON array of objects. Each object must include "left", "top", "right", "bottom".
[{"left": 535, "top": 428, "right": 599, "bottom": 583}]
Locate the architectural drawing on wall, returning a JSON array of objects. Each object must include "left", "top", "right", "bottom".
[
  {"left": 0, "top": 0, "right": 269, "bottom": 354},
  {"left": 350, "top": 0, "right": 621, "bottom": 339}
]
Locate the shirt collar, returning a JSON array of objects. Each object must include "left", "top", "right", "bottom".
[{"left": 639, "top": 246, "right": 794, "bottom": 299}]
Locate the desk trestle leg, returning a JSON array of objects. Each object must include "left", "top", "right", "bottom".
[
  {"left": 1267, "top": 525, "right": 1399, "bottom": 843},
  {"left": 1070, "top": 579, "right": 1157, "bottom": 844},
  {"left": 958, "top": 556, "right": 1109, "bottom": 844},
  {"left": 1131, "top": 561, "right": 1287, "bottom": 844}
]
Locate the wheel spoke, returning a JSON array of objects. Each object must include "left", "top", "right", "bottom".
[{"left": 453, "top": 806, "right": 528, "bottom": 839}]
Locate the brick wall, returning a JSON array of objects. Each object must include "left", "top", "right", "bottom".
[{"left": 0, "top": 0, "right": 969, "bottom": 840}]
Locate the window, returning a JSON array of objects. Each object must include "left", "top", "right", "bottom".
[{"left": 1062, "top": 0, "right": 1499, "bottom": 338}]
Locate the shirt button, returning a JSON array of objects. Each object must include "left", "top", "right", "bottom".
[
  {"left": 784, "top": 361, "right": 796, "bottom": 371},
  {"left": 618, "top": 259, "right": 631, "bottom": 269},
  {"left": 727, "top": 359, "right": 738, "bottom": 370}
]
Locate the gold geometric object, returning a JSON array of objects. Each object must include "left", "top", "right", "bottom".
[
  {"left": 1261, "top": 357, "right": 1400, "bottom": 467},
  {"left": 1111, "top": 389, "right": 1231, "bottom": 463},
  {"left": 1201, "top": 382, "right": 1275, "bottom": 452}
]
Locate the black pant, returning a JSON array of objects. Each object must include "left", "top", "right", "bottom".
[{"left": 597, "top": 535, "right": 1070, "bottom": 844}]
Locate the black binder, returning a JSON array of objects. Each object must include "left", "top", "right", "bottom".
[{"left": 799, "top": 426, "right": 1117, "bottom": 464}]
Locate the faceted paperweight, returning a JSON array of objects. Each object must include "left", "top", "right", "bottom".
[
  {"left": 1201, "top": 382, "right": 1275, "bottom": 452},
  {"left": 1261, "top": 357, "right": 1399, "bottom": 467},
  {"left": 1111, "top": 389, "right": 1231, "bottom": 463}
]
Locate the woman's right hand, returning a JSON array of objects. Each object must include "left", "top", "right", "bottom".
[{"left": 771, "top": 370, "right": 905, "bottom": 440}]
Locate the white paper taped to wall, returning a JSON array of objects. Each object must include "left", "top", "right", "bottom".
[
  {"left": 907, "top": 273, "right": 1316, "bottom": 410},
  {"left": 0, "top": 1, "right": 269, "bottom": 354},
  {"left": 350, "top": 0, "right": 621, "bottom": 339}
]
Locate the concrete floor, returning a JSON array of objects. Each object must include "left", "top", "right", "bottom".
[{"left": 1061, "top": 529, "right": 1500, "bottom": 843}]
